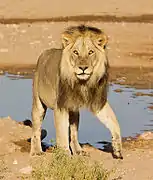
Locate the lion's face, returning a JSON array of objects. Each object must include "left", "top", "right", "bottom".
[
  {"left": 70, "top": 37, "right": 98, "bottom": 81},
  {"left": 61, "top": 25, "right": 108, "bottom": 82}
]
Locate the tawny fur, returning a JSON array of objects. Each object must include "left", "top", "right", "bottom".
[{"left": 30, "top": 25, "right": 123, "bottom": 159}]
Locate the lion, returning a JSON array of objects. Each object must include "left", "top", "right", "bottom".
[{"left": 30, "top": 25, "right": 123, "bottom": 159}]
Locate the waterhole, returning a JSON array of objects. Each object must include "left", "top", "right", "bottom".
[{"left": 0, "top": 73, "right": 152, "bottom": 148}]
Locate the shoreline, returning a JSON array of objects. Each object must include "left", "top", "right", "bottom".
[
  {"left": 0, "top": 14, "right": 153, "bottom": 24},
  {"left": 1, "top": 64, "right": 153, "bottom": 89}
]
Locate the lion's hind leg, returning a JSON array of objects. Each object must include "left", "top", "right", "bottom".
[
  {"left": 95, "top": 102, "right": 123, "bottom": 159},
  {"left": 30, "top": 97, "right": 47, "bottom": 156}
]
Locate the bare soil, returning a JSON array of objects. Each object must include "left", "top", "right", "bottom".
[
  {"left": 0, "top": 21, "right": 153, "bottom": 68},
  {"left": 1, "top": 117, "right": 153, "bottom": 180}
]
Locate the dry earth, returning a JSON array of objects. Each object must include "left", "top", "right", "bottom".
[
  {"left": 0, "top": 117, "right": 153, "bottom": 180},
  {"left": 0, "top": 1, "right": 153, "bottom": 68},
  {"left": 0, "top": 0, "right": 153, "bottom": 18},
  {"left": 0, "top": 22, "right": 153, "bottom": 68}
]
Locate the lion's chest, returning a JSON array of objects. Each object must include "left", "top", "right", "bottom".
[{"left": 57, "top": 82, "right": 99, "bottom": 111}]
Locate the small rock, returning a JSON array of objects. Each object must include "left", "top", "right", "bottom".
[
  {"left": 13, "top": 159, "right": 18, "bottom": 165},
  {"left": 126, "top": 154, "right": 131, "bottom": 157},
  {"left": 116, "top": 77, "right": 126, "bottom": 82},
  {"left": 129, "top": 52, "right": 133, "bottom": 56},
  {"left": 138, "top": 132, "right": 153, "bottom": 140},
  {"left": 48, "top": 35, "right": 52, "bottom": 39},
  {"left": 114, "top": 89, "right": 123, "bottom": 93},
  {"left": 20, "top": 29, "right": 26, "bottom": 33},
  {"left": 19, "top": 166, "right": 32, "bottom": 174},
  {"left": 0, "top": 48, "right": 8, "bottom": 52}
]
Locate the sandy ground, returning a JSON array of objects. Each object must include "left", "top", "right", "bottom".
[
  {"left": 0, "top": 1, "right": 153, "bottom": 85},
  {"left": 1, "top": 117, "right": 153, "bottom": 180},
  {"left": 0, "top": 1, "right": 153, "bottom": 180},
  {"left": 0, "top": 21, "right": 153, "bottom": 88},
  {"left": 0, "top": 0, "right": 153, "bottom": 18},
  {"left": 0, "top": 1, "right": 152, "bottom": 68},
  {"left": 0, "top": 22, "right": 153, "bottom": 68}
]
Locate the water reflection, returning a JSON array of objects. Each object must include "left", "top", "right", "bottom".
[{"left": 0, "top": 74, "right": 153, "bottom": 148}]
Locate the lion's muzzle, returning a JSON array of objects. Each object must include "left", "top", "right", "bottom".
[{"left": 75, "top": 66, "right": 92, "bottom": 81}]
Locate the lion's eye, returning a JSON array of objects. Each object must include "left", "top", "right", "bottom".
[
  {"left": 73, "top": 50, "right": 79, "bottom": 56},
  {"left": 88, "top": 50, "right": 94, "bottom": 55}
]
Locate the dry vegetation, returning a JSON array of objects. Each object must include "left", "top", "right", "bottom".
[
  {"left": 30, "top": 148, "right": 112, "bottom": 180},
  {"left": 0, "top": 159, "right": 9, "bottom": 179}
]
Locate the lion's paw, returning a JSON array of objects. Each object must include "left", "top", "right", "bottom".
[
  {"left": 30, "top": 150, "right": 44, "bottom": 157},
  {"left": 112, "top": 150, "right": 123, "bottom": 159}
]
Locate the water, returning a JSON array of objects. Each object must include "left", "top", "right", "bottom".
[{"left": 0, "top": 73, "right": 153, "bottom": 148}]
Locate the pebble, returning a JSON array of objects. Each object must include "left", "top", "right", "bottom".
[
  {"left": 138, "top": 132, "right": 153, "bottom": 140},
  {"left": 0, "top": 48, "right": 8, "bottom": 52},
  {"left": 19, "top": 166, "right": 32, "bottom": 175},
  {"left": 48, "top": 35, "right": 52, "bottom": 39},
  {"left": 13, "top": 159, "right": 18, "bottom": 165}
]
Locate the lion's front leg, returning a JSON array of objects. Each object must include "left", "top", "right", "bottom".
[
  {"left": 95, "top": 102, "right": 123, "bottom": 159},
  {"left": 69, "top": 111, "right": 87, "bottom": 156},
  {"left": 54, "top": 109, "right": 70, "bottom": 154}
]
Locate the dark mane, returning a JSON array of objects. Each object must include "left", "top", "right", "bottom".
[
  {"left": 57, "top": 64, "right": 109, "bottom": 112},
  {"left": 59, "top": 25, "right": 109, "bottom": 112},
  {"left": 64, "top": 25, "right": 102, "bottom": 35}
]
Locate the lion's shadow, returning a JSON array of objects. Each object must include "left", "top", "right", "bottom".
[
  {"left": 14, "top": 119, "right": 114, "bottom": 157},
  {"left": 80, "top": 141, "right": 113, "bottom": 155},
  {"left": 13, "top": 139, "right": 113, "bottom": 156}
]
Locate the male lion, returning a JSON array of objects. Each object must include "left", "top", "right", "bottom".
[{"left": 30, "top": 25, "right": 123, "bottom": 159}]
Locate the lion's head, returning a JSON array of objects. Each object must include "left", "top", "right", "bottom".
[
  {"left": 60, "top": 25, "right": 108, "bottom": 84},
  {"left": 58, "top": 25, "right": 109, "bottom": 111}
]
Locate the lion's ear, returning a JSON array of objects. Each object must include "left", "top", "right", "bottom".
[
  {"left": 62, "top": 33, "right": 73, "bottom": 48},
  {"left": 97, "top": 33, "right": 108, "bottom": 49}
]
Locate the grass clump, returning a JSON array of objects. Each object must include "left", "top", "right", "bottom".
[
  {"left": 31, "top": 148, "right": 112, "bottom": 180},
  {"left": 0, "top": 159, "right": 9, "bottom": 179}
]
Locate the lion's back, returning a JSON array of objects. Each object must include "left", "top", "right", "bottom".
[
  {"left": 36, "top": 48, "right": 62, "bottom": 76},
  {"left": 34, "top": 48, "right": 63, "bottom": 109}
]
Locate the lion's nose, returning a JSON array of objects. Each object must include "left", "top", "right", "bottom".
[{"left": 79, "top": 66, "right": 88, "bottom": 72}]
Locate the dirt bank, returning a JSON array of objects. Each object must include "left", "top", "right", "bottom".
[{"left": 0, "top": 117, "right": 153, "bottom": 180}]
